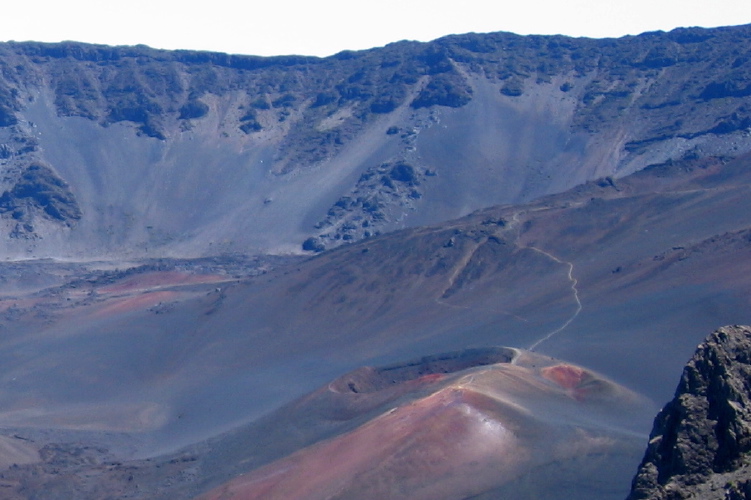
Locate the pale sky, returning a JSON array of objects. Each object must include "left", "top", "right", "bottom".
[{"left": 3, "top": 0, "right": 750, "bottom": 57}]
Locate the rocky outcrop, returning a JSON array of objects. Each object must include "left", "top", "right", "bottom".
[
  {"left": 628, "top": 326, "right": 751, "bottom": 499},
  {"left": 0, "top": 163, "right": 81, "bottom": 239},
  {"left": 312, "top": 160, "right": 432, "bottom": 247},
  {"left": 1, "top": 26, "right": 751, "bottom": 257}
]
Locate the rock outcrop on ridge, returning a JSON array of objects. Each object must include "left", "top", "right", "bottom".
[
  {"left": 1, "top": 25, "right": 751, "bottom": 257},
  {"left": 628, "top": 325, "right": 751, "bottom": 499}
]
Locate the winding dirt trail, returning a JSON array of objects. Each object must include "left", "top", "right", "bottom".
[
  {"left": 506, "top": 208, "right": 583, "bottom": 351},
  {"left": 430, "top": 207, "right": 583, "bottom": 347},
  {"left": 525, "top": 247, "right": 582, "bottom": 351}
]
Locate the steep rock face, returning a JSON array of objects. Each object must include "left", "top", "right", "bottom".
[
  {"left": 628, "top": 326, "right": 751, "bottom": 499},
  {"left": 0, "top": 26, "right": 751, "bottom": 258}
]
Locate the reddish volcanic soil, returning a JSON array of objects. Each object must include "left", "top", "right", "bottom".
[
  {"left": 98, "top": 271, "right": 228, "bottom": 294},
  {"left": 196, "top": 353, "right": 651, "bottom": 500},
  {"left": 542, "top": 364, "right": 589, "bottom": 390},
  {"left": 199, "top": 388, "right": 526, "bottom": 500},
  {"left": 541, "top": 364, "right": 596, "bottom": 401},
  {"left": 92, "top": 271, "right": 232, "bottom": 316},
  {"left": 93, "top": 290, "right": 180, "bottom": 316}
]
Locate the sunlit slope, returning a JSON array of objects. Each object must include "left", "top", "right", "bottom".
[
  {"left": 1, "top": 25, "right": 751, "bottom": 257},
  {"left": 1, "top": 153, "right": 750, "bottom": 460},
  {"left": 196, "top": 349, "right": 650, "bottom": 500}
]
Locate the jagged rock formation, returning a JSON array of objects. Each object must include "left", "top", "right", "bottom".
[
  {"left": 0, "top": 25, "right": 751, "bottom": 257},
  {"left": 628, "top": 326, "right": 751, "bottom": 499}
]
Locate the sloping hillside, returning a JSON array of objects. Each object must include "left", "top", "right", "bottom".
[
  {"left": 1, "top": 150, "right": 751, "bottom": 497},
  {"left": 1, "top": 25, "right": 751, "bottom": 499},
  {"left": 0, "top": 25, "right": 750, "bottom": 257}
]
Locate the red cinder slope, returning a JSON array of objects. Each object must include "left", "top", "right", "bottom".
[{"left": 198, "top": 350, "right": 651, "bottom": 500}]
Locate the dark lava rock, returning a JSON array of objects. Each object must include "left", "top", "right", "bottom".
[
  {"left": 410, "top": 72, "right": 473, "bottom": 109},
  {"left": 700, "top": 81, "right": 751, "bottom": 100},
  {"left": 500, "top": 79, "right": 524, "bottom": 97},
  {"left": 628, "top": 325, "right": 751, "bottom": 500},
  {"left": 0, "top": 104, "right": 17, "bottom": 127},
  {"left": 313, "top": 160, "right": 428, "bottom": 246},
  {"left": 726, "top": 480, "right": 751, "bottom": 500},
  {"left": 178, "top": 99, "right": 209, "bottom": 120},
  {"left": 388, "top": 162, "right": 418, "bottom": 185},
  {"left": 0, "top": 163, "right": 82, "bottom": 223},
  {"left": 302, "top": 236, "right": 325, "bottom": 253}
]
